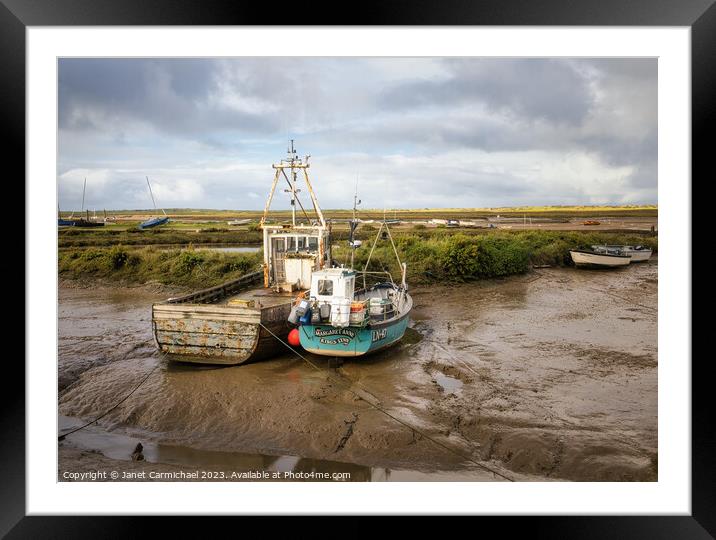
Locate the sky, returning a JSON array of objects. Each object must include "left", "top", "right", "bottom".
[{"left": 57, "top": 57, "right": 657, "bottom": 211}]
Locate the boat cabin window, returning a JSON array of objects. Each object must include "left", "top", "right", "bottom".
[
  {"left": 308, "top": 237, "right": 318, "bottom": 250},
  {"left": 344, "top": 276, "right": 355, "bottom": 298},
  {"left": 286, "top": 237, "right": 296, "bottom": 251},
  {"left": 317, "top": 279, "right": 333, "bottom": 296}
]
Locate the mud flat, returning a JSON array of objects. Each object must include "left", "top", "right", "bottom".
[{"left": 58, "top": 258, "right": 657, "bottom": 481}]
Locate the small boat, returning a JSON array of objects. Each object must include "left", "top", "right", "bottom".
[
  {"left": 138, "top": 176, "right": 170, "bottom": 229},
  {"left": 58, "top": 218, "right": 75, "bottom": 227},
  {"left": 60, "top": 179, "right": 105, "bottom": 227},
  {"left": 58, "top": 204, "right": 75, "bottom": 227},
  {"left": 289, "top": 186, "right": 412, "bottom": 357},
  {"left": 291, "top": 267, "right": 412, "bottom": 357},
  {"left": 138, "top": 216, "right": 170, "bottom": 229},
  {"left": 623, "top": 246, "right": 652, "bottom": 262},
  {"left": 592, "top": 244, "right": 652, "bottom": 262},
  {"left": 583, "top": 220, "right": 601, "bottom": 226},
  {"left": 227, "top": 219, "right": 251, "bottom": 226},
  {"left": 570, "top": 247, "right": 631, "bottom": 268}
]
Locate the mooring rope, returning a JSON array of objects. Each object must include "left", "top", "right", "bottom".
[
  {"left": 259, "top": 322, "right": 515, "bottom": 482},
  {"left": 58, "top": 358, "right": 162, "bottom": 441},
  {"left": 587, "top": 287, "right": 657, "bottom": 313}
]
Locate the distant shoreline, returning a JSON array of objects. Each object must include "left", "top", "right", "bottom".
[{"left": 59, "top": 205, "right": 658, "bottom": 220}]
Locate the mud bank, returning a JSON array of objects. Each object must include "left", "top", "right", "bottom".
[{"left": 58, "top": 259, "right": 657, "bottom": 481}]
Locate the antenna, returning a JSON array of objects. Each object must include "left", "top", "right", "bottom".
[{"left": 349, "top": 174, "right": 362, "bottom": 268}]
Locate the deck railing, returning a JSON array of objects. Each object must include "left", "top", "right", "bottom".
[{"left": 166, "top": 269, "right": 263, "bottom": 305}]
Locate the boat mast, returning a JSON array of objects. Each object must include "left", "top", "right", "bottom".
[
  {"left": 81, "top": 178, "right": 86, "bottom": 213},
  {"left": 146, "top": 176, "right": 167, "bottom": 216},
  {"left": 350, "top": 176, "right": 361, "bottom": 268}
]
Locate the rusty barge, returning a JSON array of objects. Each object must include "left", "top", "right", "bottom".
[{"left": 151, "top": 143, "right": 332, "bottom": 365}]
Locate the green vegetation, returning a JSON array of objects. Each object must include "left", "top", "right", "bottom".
[
  {"left": 58, "top": 230, "right": 657, "bottom": 289},
  {"left": 334, "top": 230, "right": 658, "bottom": 284},
  {"left": 58, "top": 246, "right": 262, "bottom": 289},
  {"left": 59, "top": 226, "right": 263, "bottom": 248}
]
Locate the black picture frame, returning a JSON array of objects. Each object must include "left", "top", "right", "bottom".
[{"left": 7, "top": 0, "right": 708, "bottom": 534}]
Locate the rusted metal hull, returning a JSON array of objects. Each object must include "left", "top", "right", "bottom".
[
  {"left": 151, "top": 272, "right": 293, "bottom": 365},
  {"left": 152, "top": 301, "right": 292, "bottom": 365}
]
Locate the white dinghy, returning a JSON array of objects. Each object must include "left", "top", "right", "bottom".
[
  {"left": 592, "top": 244, "right": 652, "bottom": 262},
  {"left": 570, "top": 246, "right": 631, "bottom": 268}
]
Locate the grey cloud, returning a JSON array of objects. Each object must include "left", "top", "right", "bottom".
[
  {"left": 578, "top": 132, "right": 657, "bottom": 168},
  {"left": 59, "top": 58, "right": 277, "bottom": 135},
  {"left": 381, "top": 58, "right": 593, "bottom": 126},
  {"left": 58, "top": 57, "right": 658, "bottom": 209},
  {"left": 584, "top": 58, "right": 657, "bottom": 80}
]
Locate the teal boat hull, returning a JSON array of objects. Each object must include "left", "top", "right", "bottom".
[{"left": 298, "top": 316, "right": 409, "bottom": 357}]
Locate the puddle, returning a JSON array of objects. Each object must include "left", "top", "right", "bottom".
[
  {"left": 58, "top": 415, "right": 494, "bottom": 482},
  {"left": 432, "top": 372, "right": 464, "bottom": 395}
]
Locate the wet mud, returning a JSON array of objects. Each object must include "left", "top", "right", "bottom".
[{"left": 58, "top": 259, "right": 657, "bottom": 481}]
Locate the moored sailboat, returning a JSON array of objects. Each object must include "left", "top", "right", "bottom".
[
  {"left": 138, "top": 176, "right": 170, "bottom": 229},
  {"left": 60, "top": 178, "right": 105, "bottom": 228}
]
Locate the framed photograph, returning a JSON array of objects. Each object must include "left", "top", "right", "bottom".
[{"left": 9, "top": 0, "right": 709, "bottom": 533}]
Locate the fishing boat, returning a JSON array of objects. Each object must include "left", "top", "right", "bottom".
[
  {"left": 288, "top": 184, "right": 412, "bottom": 357},
  {"left": 592, "top": 244, "right": 652, "bottom": 262},
  {"left": 138, "top": 176, "right": 170, "bottom": 229},
  {"left": 152, "top": 142, "right": 332, "bottom": 364},
  {"left": 570, "top": 246, "right": 631, "bottom": 268}
]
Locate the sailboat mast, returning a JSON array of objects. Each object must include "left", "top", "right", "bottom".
[
  {"left": 81, "top": 178, "right": 86, "bottom": 212},
  {"left": 146, "top": 176, "right": 157, "bottom": 211}
]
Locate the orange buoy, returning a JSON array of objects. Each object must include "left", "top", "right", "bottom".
[{"left": 288, "top": 328, "right": 301, "bottom": 347}]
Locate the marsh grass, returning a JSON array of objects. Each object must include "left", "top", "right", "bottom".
[
  {"left": 335, "top": 230, "right": 657, "bottom": 284},
  {"left": 58, "top": 245, "right": 262, "bottom": 288},
  {"left": 59, "top": 230, "right": 657, "bottom": 288}
]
